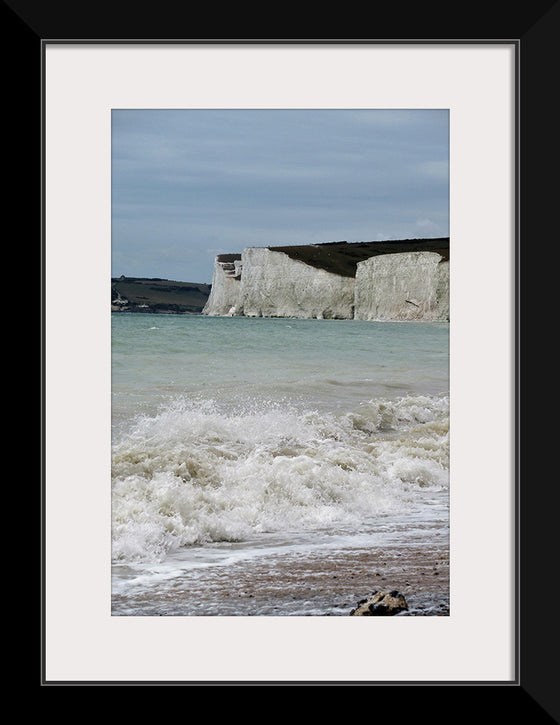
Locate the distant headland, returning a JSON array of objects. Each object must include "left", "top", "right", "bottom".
[{"left": 111, "top": 277, "right": 211, "bottom": 314}]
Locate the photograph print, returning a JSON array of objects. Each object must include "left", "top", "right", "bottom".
[{"left": 110, "top": 108, "right": 450, "bottom": 618}]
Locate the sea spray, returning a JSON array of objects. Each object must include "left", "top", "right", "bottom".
[{"left": 111, "top": 393, "right": 449, "bottom": 564}]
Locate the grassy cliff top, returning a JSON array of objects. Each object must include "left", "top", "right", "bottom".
[{"left": 268, "top": 238, "right": 449, "bottom": 278}]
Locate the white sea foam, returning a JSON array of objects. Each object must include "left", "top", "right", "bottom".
[{"left": 111, "top": 393, "right": 449, "bottom": 564}]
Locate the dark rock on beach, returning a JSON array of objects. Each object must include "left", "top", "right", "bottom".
[{"left": 350, "top": 589, "right": 409, "bottom": 616}]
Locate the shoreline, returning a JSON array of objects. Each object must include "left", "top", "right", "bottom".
[{"left": 111, "top": 537, "right": 449, "bottom": 617}]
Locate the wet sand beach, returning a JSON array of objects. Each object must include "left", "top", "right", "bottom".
[{"left": 112, "top": 537, "right": 449, "bottom": 617}]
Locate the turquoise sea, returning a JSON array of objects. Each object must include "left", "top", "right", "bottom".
[{"left": 111, "top": 314, "right": 450, "bottom": 616}]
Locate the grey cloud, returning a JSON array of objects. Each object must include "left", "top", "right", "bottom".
[{"left": 112, "top": 109, "right": 449, "bottom": 283}]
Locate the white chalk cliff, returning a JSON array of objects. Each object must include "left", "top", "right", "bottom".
[
  {"left": 240, "top": 247, "right": 355, "bottom": 319},
  {"left": 203, "top": 254, "right": 243, "bottom": 316},
  {"left": 354, "top": 251, "right": 449, "bottom": 321},
  {"left": 202, "top": 240, "right": 449, "bottom": 322}
]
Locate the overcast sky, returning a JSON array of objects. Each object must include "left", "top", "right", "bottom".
[{"left": 111, "top": 109, "right": 449, "bottom": 284}]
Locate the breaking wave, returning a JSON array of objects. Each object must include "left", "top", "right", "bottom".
[{"left": 111, "top": 393, "right": 449, "bottom": 564}]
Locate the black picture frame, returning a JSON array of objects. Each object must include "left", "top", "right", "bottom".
[{"left": 17, "top": 1, "right": 556, "bottom": 711}]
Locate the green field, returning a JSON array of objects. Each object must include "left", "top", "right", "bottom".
[
  {"left": 111, "top": 277, "right": 211, "bottom": 313},
  {"left": 270, "top": 238, "right": 450, "bottom": 278}
]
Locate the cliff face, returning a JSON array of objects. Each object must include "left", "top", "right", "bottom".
[
  {"left": 240, "top": 247, "right": 355, "bottom": 319},
  {"left": 203, "top": 239, "right": 449, "bottom": 322},
  {"left": 202, "top": 254, "right": 243, "bottom": 316},
  {"left": 354, "top": 252, "right": 449, "bottom": 321}
]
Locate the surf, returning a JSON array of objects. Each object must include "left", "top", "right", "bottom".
[{"left": 111, "top": 393, "right": 449, "bottom": 564}]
